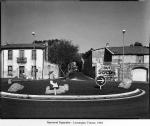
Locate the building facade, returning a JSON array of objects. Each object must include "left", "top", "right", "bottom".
[
  {"left": 83, "top": 45, "right": 149, "bottom": 82},
  {"left": 106, "top": 46, "right": 149, "bottom": 82},
  {"left": 1, "top": 44, "right": 59, "bottom": 79}
]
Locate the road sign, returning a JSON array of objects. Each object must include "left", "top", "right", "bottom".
[
  {"left": 50, "top": 80, "right": 58, "bottom": 88},
  {"left": 96, "top": 76, "right": 106, "bottom": 90},
  {"left": 50, "top": 80, "right": 58, "bottom": 95},
  {"left": 96, "top": 64, "right": 115, "bottom": 81}
]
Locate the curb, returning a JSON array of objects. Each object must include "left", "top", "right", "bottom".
[{"left": 0, "top": 89, "right": 145, "bottom": 101}]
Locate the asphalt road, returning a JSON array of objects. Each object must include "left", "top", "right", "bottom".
[{"left": 1, "top": 86, "right": 149, "bottom": 119}]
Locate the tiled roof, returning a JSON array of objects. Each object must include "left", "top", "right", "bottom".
[
  {"left": 1, "top": 43, "right": 45, "bottom": 50},
  {"left": 107, "top": 46, "right": 149, "bottom": 55}
]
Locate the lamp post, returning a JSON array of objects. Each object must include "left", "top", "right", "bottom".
[
  {"left": 42, "top": 42, "right": 46, "bottom": 79},
  {"left": 122, "top": 29, "right": 126, "bottom": 82},
  {"left": 32, "top": 32, "right": 36, "bottom": 79}
]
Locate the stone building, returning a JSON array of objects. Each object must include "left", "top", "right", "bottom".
[{"left": 83, "top": 45, "right": 149, "bottom": 82}]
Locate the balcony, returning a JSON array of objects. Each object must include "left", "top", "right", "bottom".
[{"left": 17, "top": 57, "right": 27, "bottom": 64}]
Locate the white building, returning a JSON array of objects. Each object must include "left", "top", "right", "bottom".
[{"left": 1, "top": 43, "right": 59, "bottom": 79}]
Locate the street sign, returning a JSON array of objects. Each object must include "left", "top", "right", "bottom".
[
  {"left": 50, "top": 80, "right": 58, "bottom": 95},
  {"left": 50, "top": 80, "right": 58, "bottom": 88},
  {"left": 96, "top": 76, "right": 106, "bottom": 90},
  {"left": 96, "top": 76, "right": 106, "bottom": 85}
]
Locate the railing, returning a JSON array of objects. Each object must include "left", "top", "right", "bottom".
[{"left": 17, "top": 57, "right": 27, "bottom": 64}]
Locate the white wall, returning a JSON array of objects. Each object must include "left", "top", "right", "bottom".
[
  {"left": 92, "top": 49, "right": 105, "bottom": 66},
  {"left": 12, "top": 50, "right": 19, "bottom": 77},
  {"left": 112, "top": 55, "right": 137, "bottom": 64},
  {"left": 144, "top": 55, "right": 149, "bottom": 63},
  {"left": 1, "top": 51, "right": 4, "bottom": 77},
  {"left": 24, "top": 50, "right": 32, "bottom": 77},
  {"left": 24, "top": 49, "right": 43, "bottom": 79},
  {"left": 35, "top": 49, "right": 44, "bottom": 79}
]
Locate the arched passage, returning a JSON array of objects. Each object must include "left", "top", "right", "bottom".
[{"left": 131, "top": 67, "right": 148, "bottom": 82}]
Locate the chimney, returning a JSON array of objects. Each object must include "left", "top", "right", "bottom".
[{"left": 106, "top": 43, "right": 109, "bottom": 47}]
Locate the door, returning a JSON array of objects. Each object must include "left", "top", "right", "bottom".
[
  {"left": 131, "top": 68, "right": 147, "bottom": 82},
  {"left": 31, "top": 66, "right": 37, "bottom": 79},
  {"left": 19, "top": 66, "right": 25, "bottom": 78}
]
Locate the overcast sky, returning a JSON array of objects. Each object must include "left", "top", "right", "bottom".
[{"left": 1, "top": 1, "right": 150, "bottom": 52}]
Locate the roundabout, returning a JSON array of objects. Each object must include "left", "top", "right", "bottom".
[
  {"left": 0, "top": 72, "right": 146, "bottom": 101},
  {"left": 1, "top": 72, "right": 149, "bottom": 118}
]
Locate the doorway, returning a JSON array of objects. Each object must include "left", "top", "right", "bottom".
[
  {"left": 19, "top": 66, "right": 25, "bottom": 78},
  {"left": 131, "top": 67, "right": 148, "bottom": 82}
]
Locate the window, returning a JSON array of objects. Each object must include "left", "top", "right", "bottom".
[
  {"left": 8, "top": 66, "right": 13, "bottom": 76},
  {"left": 32, "top": 50, "right": 36, "bottom": 60},
  {"left": 31, "top": 66, "right": 36, "bottom": 76},
  {"left": 8, "top": 50, "right": 13, "bottom": 60},
  {"left": 137, "top": 55, "right": 144, "bottom": 63},
  {"left": 19, "top": 50, "right": 24, "bottom": 58}
]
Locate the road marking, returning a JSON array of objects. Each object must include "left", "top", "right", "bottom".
[{"left": 0, "top": 89, "right": 145, "bottom": 102}]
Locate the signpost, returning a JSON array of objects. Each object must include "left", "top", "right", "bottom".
[
  {"left": 96, "top": 76, "right": 106, "bottom": 90},
  {"left": 50, "top": 80, "right": 58, "bottom": 95}
]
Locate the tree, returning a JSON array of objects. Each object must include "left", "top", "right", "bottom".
[
  {"left": 134, "top": 42, "right": 143, "bottom": 46},
  {"left": 48, "top": 39, "right": 80, "bottom": 76}
]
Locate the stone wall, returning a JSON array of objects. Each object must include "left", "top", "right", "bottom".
[{"left": 112, "top": 63, "right": 149, "bottom": 82}]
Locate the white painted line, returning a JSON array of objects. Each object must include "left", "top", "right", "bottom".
[
  {"left": 0, "top": 89, "right": 140, "bottom": 99},
  {"left": 0, "top": 89, "right": 145, "bottom": 102}
]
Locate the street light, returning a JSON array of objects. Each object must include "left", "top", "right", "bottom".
[
  {"left": 122, "top": 29, "right": 126, "bottom": 82},
  {"left": 32, "top": 32, "right": 36, "bottom": 79}
]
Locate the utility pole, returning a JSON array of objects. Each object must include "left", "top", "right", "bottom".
[
  {"left": 32, "top": 32, "right": 36, "bottom": 80},
  {"left": 122, "top": 29, "right": 126, "bottom": 82}
]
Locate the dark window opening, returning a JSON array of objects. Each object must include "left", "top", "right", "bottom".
[
  {"left": 32, "top": 50, "right": 36, "bottom": 60},
  {"left": 8, "top": 66, "right": 13, "bottom": 76},
  {"left": 8, "top": 50, "right": 13, "bottom": 60},
  {"left": 137, "top": 56, "right": 144, "bottom": 63}
]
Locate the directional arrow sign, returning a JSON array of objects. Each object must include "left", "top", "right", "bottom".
[
  {"left": 96, "top": 76, "right": 106, "bottom": 87},
  {"left": 97, "top": 79, "right": 105, "bottom": 83},
  {"left": 50, "top": 80, "right": 58, "bottom": 88}
]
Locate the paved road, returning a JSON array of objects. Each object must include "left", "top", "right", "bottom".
[{"left": 1, "top": 89, "right": 149, "bottom": 119}]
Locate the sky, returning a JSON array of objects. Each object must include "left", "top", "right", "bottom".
[{"left": 1, "top": 0, "right": 150, "bottom": 53}]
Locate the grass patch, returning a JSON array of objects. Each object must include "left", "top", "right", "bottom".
[{"left": 1, "top": 78, "right": 149, "bottom": 95}]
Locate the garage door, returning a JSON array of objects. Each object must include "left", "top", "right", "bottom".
[{"left": 132, "top": 68, "right": 147, "bottom": 82}]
